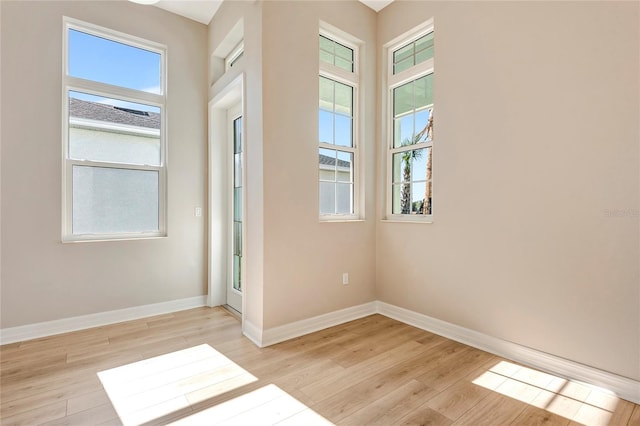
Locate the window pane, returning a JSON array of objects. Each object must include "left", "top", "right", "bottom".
[
  {"left": 319, "top": 148, "right": 336, "bottom": 181},
  {"left": 415, "top": 32, "right": 434, "bottom": 64},
  {"left": 411, "top": 181, "right": 426, "bottom": 214},
  {"left": 72, "top": 166, "right": 159, "bottom": 234},
  {"left": 319, "top": 35, "right": 333, "bottom": 52},
  {"left": 319, "top": 110, "right": 334, "bottom": 144},
  {"left": 425, "top": 179, "right": 433, "bottom": 215},
  {"left": 394, "top": 114, "right": 415, "bottom": 148},
  {"left": 234, "top": 222, "right": 242, "bottom": 255},
  {"left": 336, "top": 183, "right": 352, "bottom": 214},
  {"left": 320, "top": 50, "right": 334, "bottom": 66},
  {"left": 233, "top": 255, "right": 242, "bottom": 291},
  {"left": 415, "top": 32, "right": 434, "bottom": 53},
  {"left": 415, "top": 109, "right": 430, "bottom": 143},
  {"left": 416, "top": 48, "right": 433, "bottom": 65},
  {"left": 334, "top": 115, "right": 352, "bottom": 147},
  {"left": 392, "top": 152, "right": 406, "bottom": 183},
  {"left": 319, "top": 182, "right": 335, "bottom": 214},
  {"left": 319, "top": 77, "right": 334, "bottom": 110},
  {"left": 334, "top": 82, "right": 352, "bottom": 116},
  {"left": 336, "top": 151, "right": 353, "bottom": 183},
  {"left": 394, "top": 57, "right": 414, "bottom": 74},
  {"left": 394, "top": 43, "right": 413, "bottom": 63},
  {"left": 68, "top": 29, "right": 161, "bottom": 94},
  {"left": 334, "top": 42, "right": 353, "bottom": 61},
  {"left": 234, "top": 117, "right": 242, "bottom": 154},
  {"left": 234, "top": 187, "right": 242, "bottom": 221},
  {"left": 392, "top": 183, "right": 410, "bottom": 214},
  {"left": 412, "top": 148, "right": 428, "bottom": 178},
  {"left": 394, "top": 81, "right": 414, "bottom": 117},
  {"left": 335, "top": 57, "right": 353, "bottom": 72},
  {"left": 68, "top": 91, "right": 161, "bottom": 166},
  {"left": 234, "top": 153, "right": 243, "bottom": 188},
  {"left": 414, "top": 73, "right": 434, "bottom": 109},
  {"left": 319, "top": 35, "right": 354, "bottom": 72}
]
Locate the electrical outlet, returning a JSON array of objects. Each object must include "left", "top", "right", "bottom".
[
  {"left": 342, "top": 273, "right": 349, "bottom": 285},
  {"left": 195, "top": 207, "right": 202, "bottom": 217}
]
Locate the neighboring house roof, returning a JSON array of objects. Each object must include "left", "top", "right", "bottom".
[
  {"left": 319, "top": 154, "right": 351, "bottom": 168},
  {"left": 69, "top": 98, "right": 160, "bottom": 130}
]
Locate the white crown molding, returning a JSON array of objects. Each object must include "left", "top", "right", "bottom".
[{"left": 0, "top": 296, "right": 206, "bottom": 345}]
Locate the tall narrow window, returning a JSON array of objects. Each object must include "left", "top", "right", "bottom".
[
  {"left": 63, "top": 18, "right": 166, "bottom": 241},
  {"left": 318, "top": 31, "right": 359, "bottom": 218},
  {"left": 387, "top": 23, "right": 434, "bottom": 219},
  {"left": 232, "top": 116, "right": 243, "bottom": 293}
]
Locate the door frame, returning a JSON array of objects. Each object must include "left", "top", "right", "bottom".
[{"left": 208, "top": 73, "right": 245, "bottom": 320}]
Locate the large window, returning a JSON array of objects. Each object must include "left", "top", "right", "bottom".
[
  {"left": 318, "top": 31, "right": 359, "bottom": 218},
  {"left": 62, "top": 18, "right": 167, "bottom": 241},
  {"left": 387, "top": 23, "right": 434, "bottom": 219}
]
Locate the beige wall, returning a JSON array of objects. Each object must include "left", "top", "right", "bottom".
[
  {"left": 208, "top": 0, "right": 265, "bottom": 330},
  {"left": 0, "top": 1, "right": 208, "bottom": 327},
  {"left": 209, "top": 0, "right": 377, "bottom": 331},
  {"left": 376, "top": 1, "right": 640, "bottom": 380},
  {"left": 261, "top": 1, "right": 377, "bottom": 328}
]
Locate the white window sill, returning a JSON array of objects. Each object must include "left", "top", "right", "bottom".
[
  {"left": 319, "top": 217, "right": 365, "bottom": 223},
  {"left": 62, "top": 234, "right": 167, "bottom": 243},
  {"left": 381, "top": 216, "right": 433, "bottom": 224}
]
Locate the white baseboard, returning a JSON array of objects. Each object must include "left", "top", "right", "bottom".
[
  {"left": 260, "top": 301, "right": 377, "bottom": 347},
  {"left": 3, "top": 296, "right": 637, "bottom": 404},
  {"left": 0, "top": 296, "right": 207, "bottom": 345},
  {"left": 376, "top": 301, "right": 640, "bottom": 405},
  {"left": 243, "top": 319, "right": 263, "bottom": 347}
]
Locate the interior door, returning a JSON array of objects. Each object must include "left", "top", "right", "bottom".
[{"left": 227, "top": 104, "right": 243, "bottom": 313}]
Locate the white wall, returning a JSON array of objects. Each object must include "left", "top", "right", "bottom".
[
  {"left": 0, "top": 1, "right": 208, "bottom": 328},
  {"left": 376, "top": 1, "right": 640, "bottom": 380}
]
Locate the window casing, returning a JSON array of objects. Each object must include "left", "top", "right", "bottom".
[
  {"left": 225, "top": 41, "right": 244, "bottom": 71},
  {"left": 62, "top": 18, "right": 167, "bottom": 241},
  {"left": 386, "top": 21, "right": 434, "bottom": 221},
  {"left": 318, "top": 30, "right": 360, "bottom": 219}
]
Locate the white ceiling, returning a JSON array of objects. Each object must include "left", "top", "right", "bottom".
[
  {"left": 152, "top": 0, "right": 393, "bottom": 26},
  {"left": 154, "top": 0, "right": 223, "bottom": 25}
]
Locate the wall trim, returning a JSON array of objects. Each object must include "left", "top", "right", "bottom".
[
  {"left": 376, "top": 301, "right": 640, "bottom": 405},
  {"left": 261, "top": 301, "right": 377, "bottom": 347},
  {"left": 0, "top": 296, "right": 207, "bottom": 345},
  {"left": 243, "top": 319, "right": 263, "bottom": 347},
  {"left": 2, "top": 297, "right": 637, "bottom": 404}
]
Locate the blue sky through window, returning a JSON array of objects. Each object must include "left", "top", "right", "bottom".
[{"left": 68, "top": 29, "right": 161, "bottom": 94}]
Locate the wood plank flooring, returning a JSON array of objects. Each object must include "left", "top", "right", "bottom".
[{"left": 1, "top": 307, "right": 638, "bottom": 425}]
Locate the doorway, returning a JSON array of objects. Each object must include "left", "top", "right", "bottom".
[{"left": 227, "top": 105, "right": 243, "bottom": 313}]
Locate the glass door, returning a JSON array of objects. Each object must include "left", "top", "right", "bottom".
[{"left": 227, "top": 105, "right": 243, "bottom": 313}]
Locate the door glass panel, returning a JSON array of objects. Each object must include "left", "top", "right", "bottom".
[{"left": 232, "top": 116, "right": 243, "bottom": 292}]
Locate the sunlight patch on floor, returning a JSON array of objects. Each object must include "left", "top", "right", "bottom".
[
  {"left": 98, "top": 344, "right": 258, "bottom": 425},
  {"left": 171, "top": 384, "right": 333, "bottom": 425},
  {"left": 98, "top": 344, "right": 333, "bottom": 426},
  {"left": 473, "top": 360, "right": 620, "bottom": 426}
]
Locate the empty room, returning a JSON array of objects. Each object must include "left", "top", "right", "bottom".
[{"left": 1, "top": 0, "right": 639, "bottom": 425}]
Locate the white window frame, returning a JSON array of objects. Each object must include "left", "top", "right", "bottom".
[
  {"left": 384, "top": 19, "right": 434, "bottom": 222},
  {"left": 318, "top": 25, "right": 361, "bottom": 221},
  {"left": 225, "top": 40, "right": 244, "bottom": 71},
  {"left": 62, "top": 17, "right": 168, "bottom": 242}
]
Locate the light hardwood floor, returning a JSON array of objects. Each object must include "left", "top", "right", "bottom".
[{"left": 1, "top": 307, "right": 639, "bottom": 426}]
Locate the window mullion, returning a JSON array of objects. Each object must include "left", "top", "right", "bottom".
[{"left": 65, "top": 78, "right": 164, "bottom": 107}]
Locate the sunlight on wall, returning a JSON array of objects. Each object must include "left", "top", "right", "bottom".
[
  {"left": 97, "top": 344, "right": 332, "bottom": 425},
  {"left": 473, "top": 361, "right": 620, "bottom": 426}
]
